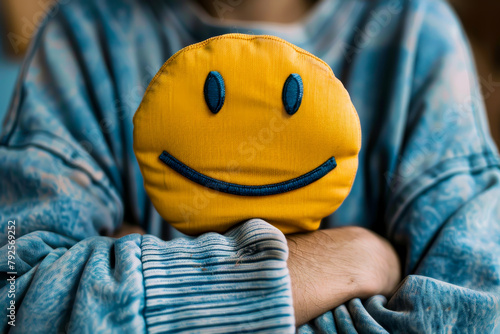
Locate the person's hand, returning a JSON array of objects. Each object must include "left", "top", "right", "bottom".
[
  {"left": 287, "top": 226, "right": 401, "bottom": 326},
  {"left": 111, "top": 223, "right": 146, "bottom": 238}
]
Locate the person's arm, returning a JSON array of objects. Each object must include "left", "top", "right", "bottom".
[
  {"left": 287, "top": 227, "right": 401, "bottom": 326},
  {"left": 0, "top": 3, "right": 294, "bottom": 333},
  {"left": 299, "top": 2, "right": 500, "bottom": 333},
  {"left": 116, "top": 223, "right": 402, "bottom": 327},
  {"left": 0, "top": 220, "right": 295, "bottom": 333}
]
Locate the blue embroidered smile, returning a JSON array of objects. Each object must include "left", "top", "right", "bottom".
[{"left": 159, "top": 151, "right": 337, "bottom": 196}]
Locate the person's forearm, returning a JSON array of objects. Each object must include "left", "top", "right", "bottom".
[
  {"left": 287, "top": 226, "right": 401, "bottom": 326},
  {"left": 112, "top": 224, "right": 401, "bottom": 327}
]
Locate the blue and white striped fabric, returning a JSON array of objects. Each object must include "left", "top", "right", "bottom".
[
  {"left": 0, "top": 0, "right": 499, "bottom": 333},
  {"left": 142, "top": 221, "right": 293, "bottom": 333}
]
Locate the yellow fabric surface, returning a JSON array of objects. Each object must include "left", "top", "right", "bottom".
[{"left": 133, "top": 34, "right": 361, "bottom": 235}]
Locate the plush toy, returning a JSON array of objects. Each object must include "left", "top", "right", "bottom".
[{"left": 133, "top": 34, "right": 361, "bottom": 236}]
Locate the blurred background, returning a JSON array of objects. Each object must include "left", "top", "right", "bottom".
[
  {"left": 1, "top": 0, "right": 499, "bottom": 145},
  {"left": 0, "top": 0, "right": 53, "bottom": 120}
]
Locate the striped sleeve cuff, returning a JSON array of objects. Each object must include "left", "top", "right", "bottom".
[{"left": 141, "top": 219, "right": 295, "bottom": 333}]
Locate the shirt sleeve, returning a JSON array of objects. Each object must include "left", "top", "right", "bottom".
[
  {"left": 0, "top": 4, "right": 294, "bottom": 333},
  {"left": 299, "top": 1, "right": 500, "bottom": 333},
  {"left": 0, "top": 221, "right": 293, "bottom": 333}
]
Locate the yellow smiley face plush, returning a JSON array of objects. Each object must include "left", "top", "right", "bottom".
[{"left": 133, "top": 34, "right": 361, "bottom": 236}]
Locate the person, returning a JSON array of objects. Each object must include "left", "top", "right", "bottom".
[{"left": 0, "top": 0, "right": 499, "bottom": 332}]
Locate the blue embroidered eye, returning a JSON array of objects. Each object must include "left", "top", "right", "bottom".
[
  {"left": 282, "top": 73, "right": 303, "bottom": 115},
  {"left": 204, "top": 71, "right": 225, "bottom": 114}
]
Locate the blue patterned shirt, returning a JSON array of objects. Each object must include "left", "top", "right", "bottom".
[{"left": 1, "top": 0, "right": 499, "bottom": 332}]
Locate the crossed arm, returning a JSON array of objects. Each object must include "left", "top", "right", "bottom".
[
  {"left": 287, "top": 227, "right": 401, "bottom": 325},
  {"left": 115, "top": 223, "right": 402, "bottom": 326}
]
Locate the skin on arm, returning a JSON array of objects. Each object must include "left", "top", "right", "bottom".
[{"left": 287, "top": 227, "right": 401, "bottom": 326}]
